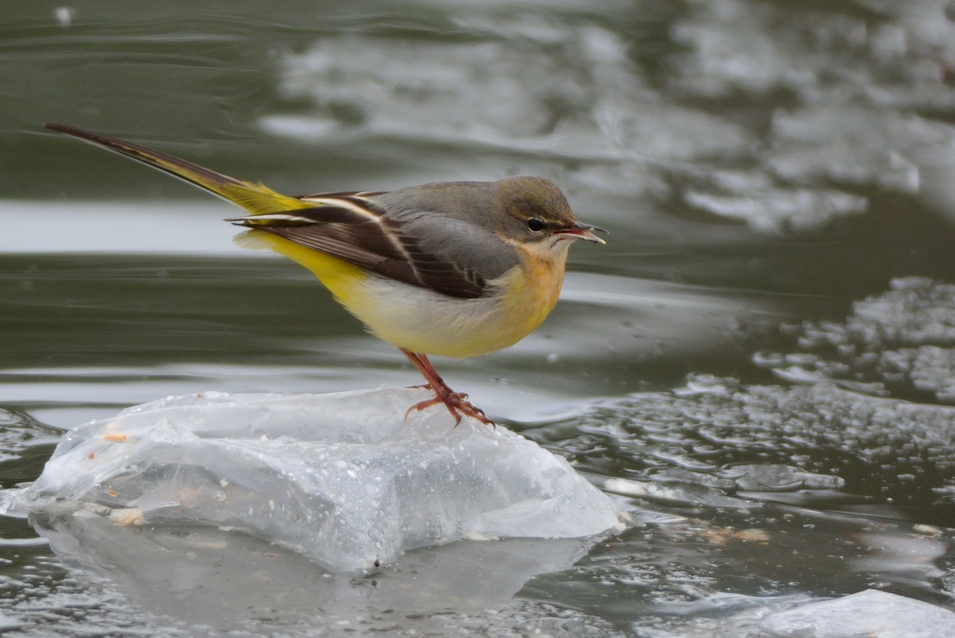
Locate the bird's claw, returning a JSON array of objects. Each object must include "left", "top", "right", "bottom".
[
  {"left": 404, "top": 390, "right": 493, "bottom": 427},
  {"left": 400, "top": 350, "right": 494, "bottom": 427}
]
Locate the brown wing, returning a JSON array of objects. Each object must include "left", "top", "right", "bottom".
[{"left": 229, "top": 199, "right": 488, "bottom": 299}]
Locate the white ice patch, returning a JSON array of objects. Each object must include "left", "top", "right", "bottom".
[
  {"left": 11, "top": 388, "right": 627, "bottom": 573},
  {"left": 259, "top": 21, "right": 751, "bottom": 202},
  {"left": 755, "top": 277, "right": 955, "bottom": 402},
  {"left": 683, "top": 187, "right": 868, "bottom": 234},
  {"left": 664, "top": 0, "right": 955, "bottom": 232},
  {"left": 256, "top": 1, "right": 955, "bottom": 236},
  {"left": 760, "top": 589, "right": 955, "bottom": 638}
]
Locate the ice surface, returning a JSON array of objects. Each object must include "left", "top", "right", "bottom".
[
  {"left": 755, "top": 278, "right": 955, "bottom": 403},
  {"left": 760, "top": 589, "right": 955, "bottom": 638},
  {"left": 851, "top": 531, "right": 947, "bottom": 578},
  {"left": 260, "top": 23, "right": 749, "bottom": 167},
  {"left": 253, "top": 0, "right": 955, "bottom": 236},
  {"left": 255, "top": 0, "right": 955, "bottom": 236},
  {"left": 683, "top": 186, "right": 868, "bottom": 234},
  {"left": 13, "top": 388, "right": 627, "bottom": 573},
  {"left": 550, "top": 373, "right": 955, "bottom": 508},
  {"left": 667, "top": 0, "right": 955, "bottom": 231}
]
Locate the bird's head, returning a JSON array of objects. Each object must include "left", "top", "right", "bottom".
[{"left": 495, "top": 176, "right": 607, "bottom": 253}]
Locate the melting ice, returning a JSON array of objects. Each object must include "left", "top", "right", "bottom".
[{"left": 11, "top": 388, "right": 628, "bottom": 573}]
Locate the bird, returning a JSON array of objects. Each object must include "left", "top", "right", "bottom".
[{"left": 45, "top": 123, "right": 607, "bottom": 425}]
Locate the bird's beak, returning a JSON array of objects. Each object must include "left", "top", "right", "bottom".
[{"left": 553, "top": 220, "right": 608, "bottom": 244}]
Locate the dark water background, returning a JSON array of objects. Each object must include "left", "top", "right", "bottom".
[{"left": 4, "top": 0, "right": 955, "bottom": 635}]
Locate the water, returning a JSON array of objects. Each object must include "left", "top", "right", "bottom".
[{"left": 3, "top": 0, "right": 955, "bottom": 635}]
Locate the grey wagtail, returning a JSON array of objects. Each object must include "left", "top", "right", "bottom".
[{"left": 45, "top": 123, "right": 607, "bottom": 425}]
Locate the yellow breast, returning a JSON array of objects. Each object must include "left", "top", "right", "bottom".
[{"left": 496, "top": 242, "right": 567, "bottom": 342}]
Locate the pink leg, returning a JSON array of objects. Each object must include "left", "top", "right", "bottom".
[{"left": 400, "top": 349, "right": 492, "bottom": 426}]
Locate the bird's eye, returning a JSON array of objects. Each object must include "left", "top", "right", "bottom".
[{"left": 527, "top": 218, "right": 544, "bottom": 232}]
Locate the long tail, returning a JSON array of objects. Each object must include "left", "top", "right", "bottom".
[{"left": 45, "top": 123, "right": 311, "bottom": 216}]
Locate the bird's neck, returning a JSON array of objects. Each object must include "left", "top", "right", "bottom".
[{"left": 506, "top": 242, "right": 569, "bottom": 327}]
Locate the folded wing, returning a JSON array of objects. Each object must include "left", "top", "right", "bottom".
[
  {"left": 230, "top": 198, "right": 489, "bottom": 299},
  {"left": 46, "top": 123, "right": 493, "bottom": 299}
]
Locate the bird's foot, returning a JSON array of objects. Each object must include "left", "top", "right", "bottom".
[
  {"left": 405, "top": 388, "right": 493, "bottom": 427},
  {"left": 400, "top": 349, "right": 494, "bottom": 427}
]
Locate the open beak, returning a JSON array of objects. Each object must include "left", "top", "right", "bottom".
[{"left": 553, "top": 220, "right": 608, "bottom": 244}]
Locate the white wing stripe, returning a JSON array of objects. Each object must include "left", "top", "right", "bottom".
[{"left": 299, "top": 196, "right": 383, "bottom": 220}]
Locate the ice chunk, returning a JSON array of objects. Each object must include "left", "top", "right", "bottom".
[
  {"left": 683, "top": 186, "right": 867, "bottom": 234},
  {"left": 0, "top": 612, "right": 24, "bottom": 632},
  {"left": 722, "top": 464, "right": 844, "bottom": 492},
  {"left": 760, "top": 589, "right": 955, "bottom": 638},
  {"left": 14, "top": 389, "right": 627, "bottom": 573},
  {"left": 557, "top": 373, "right": 955, "bottom": 506},
  {"left": 851, "top": 531, "right": 947, "bottom": 579},
  {"left": 754, "top": 278, "right": 955, "bottom": 403}
]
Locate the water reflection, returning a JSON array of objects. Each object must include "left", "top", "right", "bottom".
[{"left": 33, "top": 515, "right": 597, "bottom": 634}]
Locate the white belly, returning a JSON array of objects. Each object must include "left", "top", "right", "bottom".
[{"left": 337, "top": 272, "right": 531, "bottom": 359}]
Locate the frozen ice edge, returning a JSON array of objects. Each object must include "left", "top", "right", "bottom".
[
  {"left": 761, "top": 589, "right": 955, "bottom": 638},
  {"left": 11, "top": 388, "right": 629, "bottom": 573}
]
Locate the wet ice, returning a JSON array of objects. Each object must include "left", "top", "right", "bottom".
[
  {"left": 11, "top": 388, "right": 627, "bottom": 573},
  {"left": 756, "top": 277, "right": 955, "bottom": 403},
  {"left": 538, "top": 371, "right": 955, "bottom": 508},
  {"left": 761, "top": 589, "right": 955, "bottom": 638},
  {"left": 258, "top": 0, "right": 955, "bottom": 236}
]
